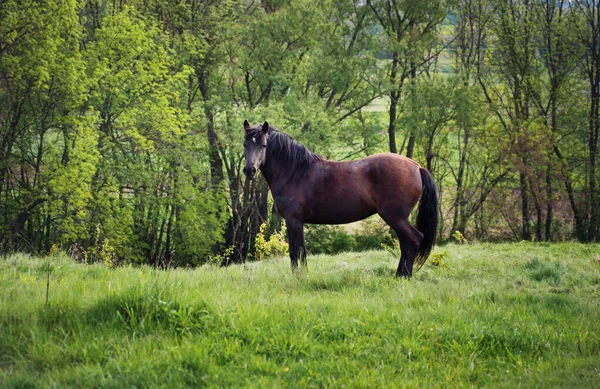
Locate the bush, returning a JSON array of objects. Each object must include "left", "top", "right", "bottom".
[
  {"left": 305, "top": 225, "right": 355, "bottom": 254},
  {"left": 305, "top": 224, "right": 394, "bottom": 255},
  {"left": 354, "top": 234, "right": 390, "bottom": 251},
  {"left": 254, "top": 222, "right": 289, "bottom": 260}
]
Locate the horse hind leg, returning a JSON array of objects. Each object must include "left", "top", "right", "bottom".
[{"left": 391, "top": 219, "right": 424, "bottom": 278}]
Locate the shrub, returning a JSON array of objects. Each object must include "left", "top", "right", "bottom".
[
  {"left": 305, "top": 224, "right": 394, "bottom": 255},
  {"left": 255, "top": 222, "right": 288, "bottom": 260},
  {"left": 305, "top": 225, "right": 356, "bottom": 254}
]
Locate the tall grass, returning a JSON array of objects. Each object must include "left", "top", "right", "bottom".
[{"left": 1, "top": 243, "right": 599, "bottom": 388}]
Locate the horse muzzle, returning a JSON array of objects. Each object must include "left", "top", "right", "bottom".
[{"left": 243, "top": 166, "right": 257, "bottom": 179}]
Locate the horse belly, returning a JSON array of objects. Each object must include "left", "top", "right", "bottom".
[
  {"left": 304, "top": 209, "right": 376, "bottom": 224},
  {"left": 303, "top": 188, "right": 376, "bottom": 224}
]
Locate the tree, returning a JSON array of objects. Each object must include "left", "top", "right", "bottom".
[
  {"left": 477, "top": 0, "right": 552, "bottom": 240},
  {"left": 574, "top": 0, "right": 600, "bottom": 241},
  {"left": 532, "top": 0, "right": 583, "bottom": 240},
  {"left": 0, "top": 0, "right": 84, "bottom": 252},
  {"left": 448, "top": 0, "right": 509, "bottom": 238},
  {"left": 367, "top": 0, "right": 450, "bottom": 156}
]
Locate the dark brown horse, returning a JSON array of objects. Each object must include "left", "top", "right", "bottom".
[{"left": 243, "top": 121, "right": 438, "bottom": 277}]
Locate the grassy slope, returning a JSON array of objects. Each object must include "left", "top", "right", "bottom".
[{"left": 1, "top": 243, "right": 599, "bottom": 388}]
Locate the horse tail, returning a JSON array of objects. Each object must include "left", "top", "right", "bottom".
[{"left": 414, "top": 167, "right": 439, "bottom": 269}]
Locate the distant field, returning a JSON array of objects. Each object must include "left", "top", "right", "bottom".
[
  {"left": 364, "top": 96, "right": 389, "bottom": 113},
  {"left": 1, "top": 243, "right": 599, "bottom": 388}
]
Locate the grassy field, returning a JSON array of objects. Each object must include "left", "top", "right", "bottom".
[{"left": 1, "top": 243, "right": 600, "bottom": 388}]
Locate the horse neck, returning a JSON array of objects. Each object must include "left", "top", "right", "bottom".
[
  {"left": 259, "top": 156, "right": 286, "bottom": 190},
  {"left": 259, "top": 132, "right": 321, "bottom": 189},
  {"left": 260, "top": 152, "right": 308, "bottom": 191}
]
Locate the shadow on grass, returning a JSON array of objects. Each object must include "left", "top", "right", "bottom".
[
  {"left": 524, "top": 258, "right": 565, "bottom": 286},
  {"left": 368, "top": 265, "right": 396, "bottom": 278},
  {"left": 87, "top": 291, "right": 217, "bottom": 335},
  {"left": 37, "top": 289, "right": 218, "bottom": 337},
  {"left": 298, "top": 265, "right": 398, "bottom": 293}
]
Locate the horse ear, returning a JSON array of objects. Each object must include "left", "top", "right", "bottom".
[
  {"left": 243, "top": 120, "right": 250, "bottom": 131},
  {"left": 262, "top": 121, "right": 269, "bottom": 134}
]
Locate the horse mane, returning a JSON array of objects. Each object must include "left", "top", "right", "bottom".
[{"left": 246, "top": 126, "right": 325, "bottom": 173}]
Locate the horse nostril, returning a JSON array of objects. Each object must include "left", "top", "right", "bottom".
[{"left": 244, "top": 166, "right": 257, "bottom": 178}]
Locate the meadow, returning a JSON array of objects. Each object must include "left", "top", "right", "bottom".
[{"left": 1, "top": 243, "right": 599, "bottom": 388}]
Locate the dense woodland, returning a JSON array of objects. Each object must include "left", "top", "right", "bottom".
[{"left": 1, "top": 0, "right": 599, "bottom": 266}]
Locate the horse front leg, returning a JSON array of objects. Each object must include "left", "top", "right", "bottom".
[{"left": 286, "top": 219, "right": 307, "bottom": 269}]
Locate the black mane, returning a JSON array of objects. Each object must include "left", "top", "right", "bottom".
[{"left": 246, "top": 126, "right": 325, "bottom": 173}]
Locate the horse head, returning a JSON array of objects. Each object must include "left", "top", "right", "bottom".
[{"left": 243, "top": 120, "right": 269, "bottom": 179}]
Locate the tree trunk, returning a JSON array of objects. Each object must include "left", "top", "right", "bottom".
[
  {"left": 406, "top": 65, "right": 417, "bottom": 160},
  {"left": 520, "top": 172, "right": 531, "bottom": 240},
  {"left": 589, "top": 74, "right": 600, "bottom": 241},
  {"left": 535, "top": 203, "right": 543, "bottom": 242},
  {"left": 554, "top": 145, "right": 586, "bottom": 239},
  {"left": 165, "top": 201, "right": 175, "bottom": 268},
  {"left": 388, "top": 52, "right": 400, "bottom": 154},
  {"left": 206, "top": 110, "right": 224, "bottom": 186},
  {"left": 406, "top": 135, "right": 416, "bottom": 160},
  {"left": 451, "top": 126, "right": 470, "bottom": 236},
  {"left": 545, "top": 165, "right": 553, "bottom": 240},
  {"left": 198, "top": 72, "right": 225, "bottom": 187}
]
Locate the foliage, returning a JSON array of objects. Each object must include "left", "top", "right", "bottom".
[
  {"left": 305, "top": 224, "right": 392, "bottom": 255},
  {"left": 1, "top": 0, "right": 599, "bottom": 266},
  {"left": 80, "top": 224, "right": 117, "bottom": 268},
  {"left": 452, "top": 230, "right": 468, "bottom": 244},
  {"left": 306, "top": 225, "right": 357, "bottom": 254},
  {"left": 254, "top": 222, "right": 289, "bottom": 260},
  {"left": 208, "top": 245, "right": 235, "bottom": 267},
  {"left": 380, "top": 236, "right": 401, "bottom": 258},
  {"left": 430, "top": 250, "right": 448, "bottom": 267}
]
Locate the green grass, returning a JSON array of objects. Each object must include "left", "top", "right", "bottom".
[{"left": 1, "top": 243, "right": 600, "bottom": 388}]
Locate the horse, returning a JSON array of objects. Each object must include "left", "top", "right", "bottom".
[{"left": 242, "top": 120, "right": 438, "bottom": 277}]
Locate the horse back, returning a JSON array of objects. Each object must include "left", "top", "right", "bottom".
[
  {"left": 297, "top": 153, "right": 423, "bottom": 224},
  {"left": 350, "top": 153, "right": 422, "bottom": 204}
]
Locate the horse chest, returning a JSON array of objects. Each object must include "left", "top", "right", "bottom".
[{"left": 271, "top": 192, "right": 301, "bottom": 217}]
